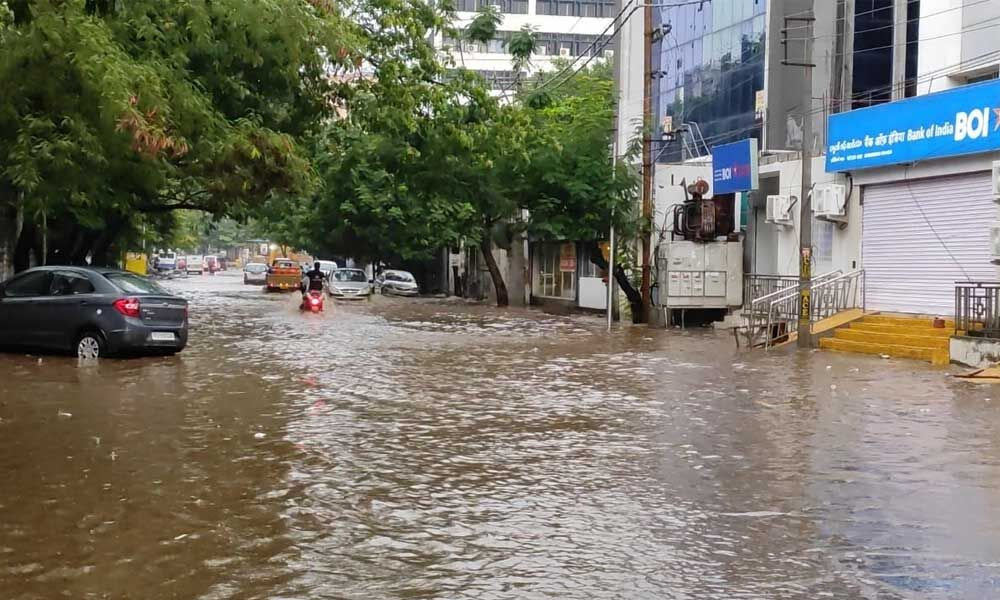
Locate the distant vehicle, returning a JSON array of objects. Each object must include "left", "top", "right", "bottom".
[
  {"left": 0, "top": 266, "right": 188, "bottom": 359},
  {"left": 376, "top": 269, "right": 419, "bottom": 296},
  {"left": 176, "top": 256, "right": 188, "bottom": 272},
  {"left": 215, "top": 256, "right": 227, "bottom": 271},
  {"left": 329, "top": 268, "right": 372, "bottom": 299},
  {"left": 316, "top": 260, "right": 338, "bottom": 279},
  {"left": 186, "top": 255, "right": 204, "bottom": 275},
  {"left": 157, "top": 251, "right": 177, "bottom": 271},
  {"left": 243, "top": 262, "right": 268, "bottom": 285},
  {"left": 265, "top": 258, "right": 302, "bottom": 292},
  {"left": 204, "top": 255, "right": 218, "bottom": 274}
]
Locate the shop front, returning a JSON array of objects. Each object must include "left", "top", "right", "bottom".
[
  {"left": 827, "top": 79, "right": 1000, "bottom": 316},
  {"left": 531, "top": 242, "right": 577, "bottom": 306}
]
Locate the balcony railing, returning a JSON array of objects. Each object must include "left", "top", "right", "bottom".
[{"left": 955, "top": 281, "right": 1000, "bottom": 338}]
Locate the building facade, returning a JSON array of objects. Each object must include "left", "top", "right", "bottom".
[
  {"left": 440, "top": 0, "right": 614, "bottom": 93},
  {"left": 618, "top": 0, "right": 1000, "bottom": 325}
]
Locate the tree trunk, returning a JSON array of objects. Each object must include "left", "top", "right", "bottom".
[
  {"left": 585, "top": 240, "right": 644, "bottom": 323},
  {"left": 480, "top": 235, "right": 508, "bottom": 307},
  {"left": 13, "top": 220, "right": 34, "bottom": 273},
  {"left": 89, "top": 216, "right": 126, "bottom": 266}
]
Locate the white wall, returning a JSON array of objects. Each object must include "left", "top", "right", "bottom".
[
  {"left": 614, "top": 0, "right": 644, "bottom": 161},
  {"left": 754, "top": 155, "right": 861, "bottom": 278},
  {"left": 916, "top": 0, "right": 966, "bottom": 94}
]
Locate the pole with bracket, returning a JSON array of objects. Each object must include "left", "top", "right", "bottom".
[{"left": 781, "top": 9, "right": 816, "bottom": 348}]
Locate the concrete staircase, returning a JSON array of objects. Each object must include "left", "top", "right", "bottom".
[{"left": 819, "top": 314, "right": 952, "bottom": 365}]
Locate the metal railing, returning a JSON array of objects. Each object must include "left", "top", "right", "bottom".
[
  {"left": 955, "top": 281, "right": 1000, "bottom": 338},
  {"left": 743, "top": 274, "right": 799, "bottom": 315},
  {"left": 743, "top": 270, "right": 866, "bottom": 349},
  {"left": 811, "top": 269, "right": 866, "bottom": 323}
]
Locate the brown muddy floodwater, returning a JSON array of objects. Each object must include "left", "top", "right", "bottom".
[{"left": 2, "top": 273, "right": 1000, "bottom": 599}]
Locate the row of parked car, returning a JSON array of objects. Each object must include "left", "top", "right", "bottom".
[
  {"left": 241, "top": 262, "right": 419, "bottom": 298},
  {"left": 154, "top": 251, "right": 226, "bottom": 274}
]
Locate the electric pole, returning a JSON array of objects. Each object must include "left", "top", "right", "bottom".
[
  {"left": 782, "top": 10, "right": 815, "bottom": 348},
  {"left": 640, "top": 0, "right": 653, "bottom": 322}
]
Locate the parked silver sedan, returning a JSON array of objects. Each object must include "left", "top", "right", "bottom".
[
  {"left": 243, "top": 262, "right": 268, "bottom": 285},
  {"left": 328, "top": 268, "right": 372, "bottom": 299},
  {"left": 376, "top": 269, "right": 419, "bottom": 297}
]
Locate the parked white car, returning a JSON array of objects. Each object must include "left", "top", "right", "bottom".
[
  {"left": 316, "top": 260, "right": 338, "bottom": 279},
  {"left": 376, "top": 269, "right": 419, "bottom": 296},
  {"left": 186, "top": 255, "right": 204, "bottom": 275}
]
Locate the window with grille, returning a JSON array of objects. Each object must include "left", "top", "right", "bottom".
[
  {"left": 455, "top": 0, "right": 528, "bottom": 13},
  {"left": 536, "top": 0, "right": 613, "bottom": 17}
]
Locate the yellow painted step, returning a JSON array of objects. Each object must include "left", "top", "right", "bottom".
[
  {"left": 861, "top": 315, "right": 954, "bottom": 329},
  {"left": 834, "top": 328, "right": 950, "bottom": 350},
  {"left": 849, "top": 322, "right": 952, "bottom": 336},
  {"left": 819, "top": 337, "right": 950, "bottom": 365}
]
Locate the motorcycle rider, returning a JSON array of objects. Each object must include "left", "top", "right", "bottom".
[{"left": 300, "top": 261, "right": 327, "bottom": 308}]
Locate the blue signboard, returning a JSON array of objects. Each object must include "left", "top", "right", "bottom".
[
  {"left": 712, "top": 139, "right": 759, "bottom": 194},
  {"left": 827, "top": 78, "right": 1000, "bottom": 172}
]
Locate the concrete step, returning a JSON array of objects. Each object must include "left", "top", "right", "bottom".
[
  {"left": 861, "top": 315, "right": 954, "bottom": 329},
  {"left": 834, "top": 328, "right": 950, "bottom": 350},
  {"left": 849, "top": 322, "right": 952, "bottom": 336},
  {"left": 819, "top": 337, "right": 950, "bottom": 365}
]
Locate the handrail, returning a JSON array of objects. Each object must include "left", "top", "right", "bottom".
[
  {"left": 751, "top": 270, "right": 842, "bottom": 309},
  {"left": 743, "top": 269, "right": 865, "bottom": 350}
]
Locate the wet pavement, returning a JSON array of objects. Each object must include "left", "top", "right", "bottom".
[{"left": 2, "top": 273, "right": 1000, "bottom": 599}]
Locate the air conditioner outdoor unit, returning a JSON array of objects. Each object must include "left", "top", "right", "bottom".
[
  {"left": 991, "top": 221, "right": 1000, "bottom": 264},
  {"left": 603, "top": 49, "right": 614, "bottom": 60},
  {"left": 559, "top": 47, "right": 571, "bottom": 57},
  {"left": 992, "top": 160, "right": 1000, "bottom": 200},
  {"left": 765, "top": 195, "right": 793, "bottom": 226},
  {"left": 812, "top": 182, "right": 848, "bottom": 223}
]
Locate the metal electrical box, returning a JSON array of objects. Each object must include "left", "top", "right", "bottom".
[{"left": 659, "top": 240, "right": 743, "bottom": 308}]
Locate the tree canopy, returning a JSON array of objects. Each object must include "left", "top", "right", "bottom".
[
  {"left": 1, "top": 0, "right": 639, "bottom": 310},
  {"left": 0, "top": 0, "right": 354, "bottom": 267}
]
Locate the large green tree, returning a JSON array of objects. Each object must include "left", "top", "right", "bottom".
[
  {"left": 0, "top": 0, "right": 354, "bottom": 269},
  {"left": 519, "top": 63, "right": 643, "bottom": 316}
]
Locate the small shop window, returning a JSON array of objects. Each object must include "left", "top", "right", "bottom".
[
  {"left": 578, "top": 243, "right": 608, "bottom": 278},
  {"left": 535, "top": 242, "right": 576, "bottom": 299}
]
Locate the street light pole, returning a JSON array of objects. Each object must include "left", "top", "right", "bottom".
[{"left": 608, "top": 147, "right": 617, "bottom": 332}]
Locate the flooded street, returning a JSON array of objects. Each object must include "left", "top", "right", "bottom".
[{"left": 2, "top": 274, "right": 1000, "bottom": 599}]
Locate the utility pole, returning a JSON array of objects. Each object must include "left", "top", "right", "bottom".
[
  {"left": 640, "top": 0, "right": 653, "bottom": 322},
  {"left": 782, "top": 10, "right": 815, "bottom": 348}
]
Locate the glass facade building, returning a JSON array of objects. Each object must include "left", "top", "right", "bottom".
[{"left": 652, "top": 1, "right": 766, "bottom": 163}]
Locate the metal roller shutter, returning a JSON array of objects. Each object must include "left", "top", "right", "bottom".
[{"left": 862, "top": 172, "right": 1000, "bottom": 315}]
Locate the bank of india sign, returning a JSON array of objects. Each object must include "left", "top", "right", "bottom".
[{"left": 827, "top": 79, "right": 1000, "bottom": 172}]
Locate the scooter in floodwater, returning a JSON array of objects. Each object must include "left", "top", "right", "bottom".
[{"left": 301, "top": 290, "right": 325, "bottom": 313}]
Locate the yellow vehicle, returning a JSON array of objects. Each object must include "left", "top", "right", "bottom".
[
  {"left": 265, "top": 258, "right": 302, "bottom": 292},
  {"left": 124, "top": 252, "right": 148, "bottom": 276}
]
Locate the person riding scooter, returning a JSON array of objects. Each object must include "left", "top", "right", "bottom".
[{"left": 300, "top": 262, "right": 327, "bottom": 308}]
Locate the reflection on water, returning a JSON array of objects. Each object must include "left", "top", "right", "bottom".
[{"left": 2, "top": 274, "right": 1000, "bottom": 598}]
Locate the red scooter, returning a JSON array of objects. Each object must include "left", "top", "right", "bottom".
[{"left": 301, "top": 290, "right": 324, "bottom": 313}]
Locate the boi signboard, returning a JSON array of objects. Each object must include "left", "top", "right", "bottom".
[
  {"left": 827, "top": 78, "right": 1000, "bottom": 172},
  {"left": 711, "top": 139, "right": 759, "bottom": 194}
]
